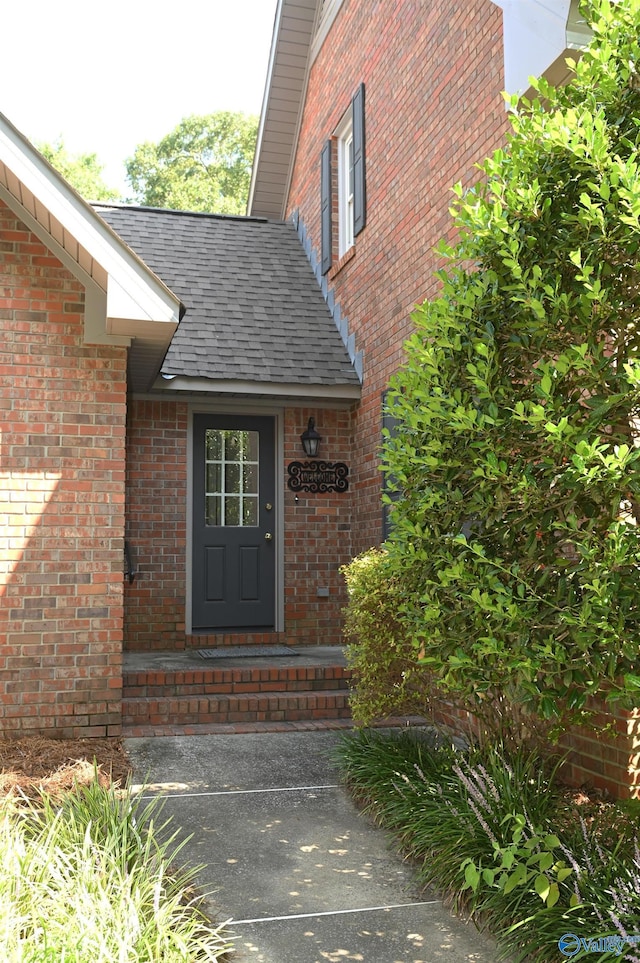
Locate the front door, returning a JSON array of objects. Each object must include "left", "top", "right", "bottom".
[{"left": 192, "top": 413, "right": 276, "bottom": 631}]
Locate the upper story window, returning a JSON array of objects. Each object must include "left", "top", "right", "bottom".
[
  {"left": 335, "top": 110, "right": 354, "bottom": 257},
  {"left": 321, "top": 83, "right": 366, "bottom": 275}
]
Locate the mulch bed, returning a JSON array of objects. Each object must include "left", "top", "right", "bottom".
[{"left": 0, "top": 737, "right": 133, "bottom": 802}]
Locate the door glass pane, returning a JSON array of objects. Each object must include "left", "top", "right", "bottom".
[
  {"left": 206, "top": 463, "right": 222, "bottom": 494},
  {"left": 224, "top": 496, "right": 240, "bottom": 527},
  {"left": 206, "top": 432, "right": 223, "bottom": 460},
  {"left": 205, "top": 494, "right": 222, "bottom": 526},
  {"left": 225, "top": 462, "right": 240, "bottom": 492},
  {"left": 204, "top": 428, "right": 259, "bottom": 527},
  {"left": 243, "top": 498, "right": 258, "bottom": 526},
  {"left": 243, "top": 464, "right": 258, "bottom": 494}
]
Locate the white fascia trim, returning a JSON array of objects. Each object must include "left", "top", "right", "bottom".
[
  {"left": 247, "top": 0, "right": 286, "bottom": 214},
  {"left": 0, "top": 180, "right": 128, "bottom": 347},
  {"left": 153, "top": 375, "right": 361, "bottom": 400},
  {"left": 248, "top": 0, "right": 318, "bottom": 220},
  {"left": 0, "top": 114, "right": 181, "bottom": 328}
]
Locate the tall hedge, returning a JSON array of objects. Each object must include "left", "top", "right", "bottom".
[{"left": 353, "top": 0, "right": 640, "bottom": 728}]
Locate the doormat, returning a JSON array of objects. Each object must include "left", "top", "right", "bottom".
[{"left": 197, "top": 645, "right": 299, "bottom": 660}]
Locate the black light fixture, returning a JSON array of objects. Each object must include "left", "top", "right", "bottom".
[{"left": 301, "top": 417, "right": 322, "bottom": 458}]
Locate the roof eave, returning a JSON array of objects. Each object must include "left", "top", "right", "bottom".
[
  {"left": 248, "top": 0, "right": 320, "bottom": 220},
  {"left": 0, "top": 112, "right": 183, "bottom": 391},
  {"left": 153, "top": 374, "right": 361, "bottom": 402}
]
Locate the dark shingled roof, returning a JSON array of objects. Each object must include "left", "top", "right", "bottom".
[{"left": 94, "top": 205, "right": 359, "bottom": 389}]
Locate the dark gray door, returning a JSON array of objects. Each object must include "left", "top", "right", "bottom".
[{"left": 192, "top": 414, "right": 276, "bottom": 630}]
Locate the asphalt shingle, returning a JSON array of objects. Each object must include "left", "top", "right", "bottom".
[{"left": 95, "top": 205, "right": 359, "bottom": 388}]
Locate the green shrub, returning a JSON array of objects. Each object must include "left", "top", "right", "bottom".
[
  {"left": 364, "top": 0, "right": 640, "bottom": 728},
  {"left": 342, "top": 548, "right": 440, "bottom": 724}
]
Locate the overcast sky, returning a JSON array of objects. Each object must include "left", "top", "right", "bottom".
[{"left": 3, "top": 0, "right": 279, "bottom": 193}]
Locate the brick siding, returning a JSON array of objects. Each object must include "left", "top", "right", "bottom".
[
  {"left": 287, "top": 0, "right": 507, "bottom": 554},
  {"left": 124, "top": 400, "right": 354, "bottom": 650},
  {"left": 0, "top": 200, "right": 126, "bottom": 737},
  {"left": 282, "top": 0, "right": 640, "bottom": 798}
]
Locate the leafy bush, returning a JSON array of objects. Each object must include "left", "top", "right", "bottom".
[
  {"left": 0, "top": 776, "right": 232, "bottom": 962},
  {"left": 335, "top": 729, "right": 640, "bottom": 962},
  {"left": 342, "top": 548, "right": 440, "bottom": 724},
  {"left": 352, "top": 0, "right": 640, "bottom": 728}
]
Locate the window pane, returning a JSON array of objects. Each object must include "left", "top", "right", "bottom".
[
  {"left": 243, "top": 498, "right": 258, "bottom": 527},
  {"left": 243, "top": 464, "right": 258, "bottom": 494},
  {"left": 205, "top": 430, "right": 223, "bottom": 460},
  {"left": 205, "top": 495, "right": 222, "bottom": 526},
  {"left": 245, "top": 432, "right": 259, "bottom": 461},
  {"left": 206, "top": 463, "right": 222, "bottom": 494},
  {"left": 348, "top": 136, "right": 354, "bottom": 195},
  {"left": 204, "top": 428, "right": 260, "bottom": 526},
  {"left": 225, "top": 431, "right": 241, "bottom": 460},
  {"left": 225, "top": 462, "right": 241, "bottom": 494},
  {"left": 225, "top": 497, "right": 240, "bottom": 527}
]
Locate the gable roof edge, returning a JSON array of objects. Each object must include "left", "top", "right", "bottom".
[
  {"left": 0, "top": 112, "right": 182, "bottom": 330},
  {"left": 248, "top": 0, "right": 319, "bottom": 220}
]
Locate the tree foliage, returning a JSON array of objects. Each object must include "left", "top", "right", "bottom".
[
  {"left": 347, "top": 0, "right": 640, "bottom": 729},
  {"left": 38, "top": 140, "right": 120, "bottom": 201},
  {"left": 125, "top": 112, "right": 258, "bottom": 214}
]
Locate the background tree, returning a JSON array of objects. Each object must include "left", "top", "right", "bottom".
[
  {"left": 345, "top": 0, "right": 640, "bottom": 734},
  {"left": 38, "top": 140, "right": 120, "bottom": 201},
  {"left": 125, "top": 112, "right": 258, "bottom": 214}
]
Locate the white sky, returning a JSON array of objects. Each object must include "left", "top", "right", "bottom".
[{"left": 3, "top": 0, "right": 279, "bottom": 194}]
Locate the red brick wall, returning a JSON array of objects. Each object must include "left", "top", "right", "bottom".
[
  {"left": 0, "top": 200, "right": 127, "bottom": 737},
  {"left": 287, "top": 0, "right": 508, "bottom": 553},
  {"left": 282, "top": 1, "right": 640, "bottom": 799},
  {"left": 282, "top": 406, "right": 354, "bottom": 646},
  {"left": 124, "top": 401, "right": 354, "bottom": 650},
  {"left": 124, "top": 399, "right": 189, "bottom": 648},
  {"left": 560, "top": 706, "right": 640, "bottom": 800}
]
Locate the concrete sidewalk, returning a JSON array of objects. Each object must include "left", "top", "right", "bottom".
[{"left": 125, "top": 730, "right": 503, "bottom": 963}]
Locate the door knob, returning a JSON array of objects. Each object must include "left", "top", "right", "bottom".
[{"left": 265, "top": 532, "right": 273, "bottom": 541}]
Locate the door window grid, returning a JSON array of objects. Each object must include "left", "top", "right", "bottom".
[{"left": 205, "top": 429, "right": 259, "bottom": 527}]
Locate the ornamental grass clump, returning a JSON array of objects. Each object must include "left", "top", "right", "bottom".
[
  {"left": 334, "top": 729, "right": 561, "bottom": 907},
  {"left": 335, "top": 729, "right": 640, "bottom": 963},
  {"left": 0, "top": 775, "right": 232, "bottom": 962}
]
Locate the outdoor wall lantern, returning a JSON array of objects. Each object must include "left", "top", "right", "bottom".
[{"left": 300, "top": 417, "right": 322, "bottom": 457}]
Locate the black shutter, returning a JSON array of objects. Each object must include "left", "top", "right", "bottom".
[
  {"left": 352, "top": 83, "right": 366, "bottom": 236},
  {"left": 321, "top": 139, "right": 332, "bottom": 274}
]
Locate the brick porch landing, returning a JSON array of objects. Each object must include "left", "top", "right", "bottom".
[{"left": 123, "top": 645, "right": 354, "bottom": 736}]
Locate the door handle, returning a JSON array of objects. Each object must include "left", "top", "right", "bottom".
[{"left": 264, "top": 532, "right": 273, "bottom": 541}]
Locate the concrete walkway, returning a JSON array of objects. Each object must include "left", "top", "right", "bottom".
[{"left": 125, "top": 730, "right": 503, "bottom": 963}]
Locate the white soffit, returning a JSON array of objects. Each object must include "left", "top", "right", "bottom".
[
  {"left": 492, "top": 0, "right": 592, "bottom": 97},
  {"left": 0, "top": 112, "right": 181, "bottom": 332},
  {"left": 248, "top": 0, "right": 319, "bottom": 219}
]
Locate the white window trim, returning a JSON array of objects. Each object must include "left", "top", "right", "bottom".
[{"left": 335, "top": 110, "right": 354, "bottom": 258}]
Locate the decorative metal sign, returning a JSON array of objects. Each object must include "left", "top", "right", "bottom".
[{"left": 287, "top": 461, "right": 349, "bottom": 494}]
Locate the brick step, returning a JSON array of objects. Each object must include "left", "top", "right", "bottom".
[
  {"left": 123, "top": 663, "right": 352, "bottom": 700},
  {"left": 122, "top": 689, "right": 352, "bottom": 727}
]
